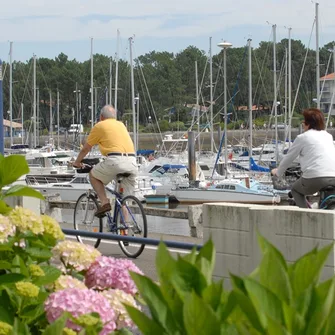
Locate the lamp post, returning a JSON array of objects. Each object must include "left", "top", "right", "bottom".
[{"left": 217, "top": 41, "right": 232, "bottom": 178}]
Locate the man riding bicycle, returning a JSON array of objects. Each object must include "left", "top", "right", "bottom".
[
  {"left": 272, "top": 108, "right": 335, "bottom": 208},
  {"left": 73, "top": 105, "right": 137, "bottom": 217}
]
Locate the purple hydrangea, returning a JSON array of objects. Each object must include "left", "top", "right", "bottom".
[
  {"left": 85, "top": 256, "right": 143, "bottom": 295},
  {"left": 45, "top": 288, "right": 116, "bottom": 332}
]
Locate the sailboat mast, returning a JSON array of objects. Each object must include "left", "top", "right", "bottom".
[
  {"left": 21, "top": 103, "right": 24, "bottom": 145},
  {"left": 316, "top": 2, "right": 320, "bottom": 109},
  {"left": 57, "top": 90, "right": 60, "bottom": 148},
  {"left": 33, "top": 54, "right": 37, "bottom": 148},
  {"left": 288, "top": 27, "right": 292, "bottom": 146},
  {"left": 90, "top": 37, "right": 94, "bottom": 128},
  {"left": 129, "top": 37, "right": 136, "bottom": 153},
  {"left": 9, "top": 41, "right": 13, "bottom": 148},
  {"left": 284, "top": 47, "right": 288, "bottom": 140},
  {"left": 195, "top": 60, "right": 200, "bottom": 152},
  {"left": 248, "top": 38, "right": 253, "bottom": 167},
  {"left": 109, "top": 57, "right": 112, "bottom": 105},
  {"left": 273, "top": 24, "right": 279, "bottom": 164},
  {"left": 209, "top": 37, "right": 214, "bottom": 152},
  {"left": 115, "top": 29, "right": 120, "bottom": 115},
  {"left": 49, "top": 90, "right": 53, "bottom": 139}
]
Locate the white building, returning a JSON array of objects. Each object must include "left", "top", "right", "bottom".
[{"left": 320, "top": 73, "right": 335, "bottom": 114}]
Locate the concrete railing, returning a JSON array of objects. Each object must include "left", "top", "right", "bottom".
[
  {"left": 203, "top": 203, "right": 335, "bottom": 286},
  {"left": 6, "top": 195, "right": 203, "bottom": 239}
]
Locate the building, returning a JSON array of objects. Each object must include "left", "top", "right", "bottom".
[
  {"left": 3, "top": 119, "right": 24, "bottom": 138},
  {"left": 320, "top": 73, "right": 335, "bottom": 114}
]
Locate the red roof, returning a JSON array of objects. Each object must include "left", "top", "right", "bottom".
[{"left": 320, "top": 73, "right": 335, "bottom": 80}]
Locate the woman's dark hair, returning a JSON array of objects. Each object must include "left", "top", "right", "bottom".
[{"left": 302, "top": 108, "right": 325, "bottom": 130}]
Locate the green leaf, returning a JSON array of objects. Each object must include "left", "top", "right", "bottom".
[
  {"left": 170, "top": 258, "right": 208, "bottom": 299},
  {"left": 195, "top": 239, "right": 216, "bottom": 283},
  {"left": 13, "top": 317, "right": 32, "bottom": 335},
  {"left": 130, "top": 272, "right": 179, "bottom": 333},
  {"left": 258, "top": 238, "right": 292, "bottom": 304},
  {"left": 20, "top": 303, "right": 46, "bottom": 325},
  {"left": 282, "top": 303, "right": 305, "bottom": 334},
  {"left": 183, "top": 291, "right": 220, "bottom": 335},
  {"left": 0, "top": 261, "right": 12, "bottom": 270},
  {"left": 288, "top": 243, "right": 333, "bottom": 299},
  {"left": 124, "top": 305, "right": 166, "bottom": 335},
  {"left": 0, "top": 155, "right": 29, "bottom": 189},
  {"left": 12, "top": 255, "right": 29, "bottom": 277},
  {"left": 33, "top": 265, "right": 61, "bottom": 286},
  {"left": 227, "top": 288, "right": 264, "bottom": 333},
  {"left": 155, "top": 242, "right": 177, "bottom": 285},
  {"left": 25, "top": 247, "right": 52, "bottom": 260},
  {"left": 202, "top": 280, "right": 224, "bottom": 311},
  {"left": 0, "top": 200, "right": 11, "bottom": 214},
  {"left": 267, "top": 316, "right": 291, "bottom": 335},
  {"left": 0, "top": 273, "right": 25, "bottom": 286},
  {"left": 42, "top": 313, "right": 69, "bottom": 335},
  {"left": 305, "top": 277, "right": 335, "bottom": 335},
  {"left": 243, "top": 277, "right": 284, "bottom": 329},
  {"left": 112, "top": 329, "right": 133, "bottom": 335},
  {"left": 0, "top": 290, "right": 15, "bottom": 324},
  {"left": 3, "top": 185, "right": 45, "bottom": 200}
]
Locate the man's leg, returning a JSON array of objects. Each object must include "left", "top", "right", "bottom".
[{"left": 89, "top": 172, "right": 109, "bottom": 206}]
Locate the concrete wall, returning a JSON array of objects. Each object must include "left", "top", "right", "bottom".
[{"left": 203, "top": 203, "right": 335, "bottom": 287}]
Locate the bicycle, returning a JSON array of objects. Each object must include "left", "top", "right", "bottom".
[
  {"left": 73, "top": 164, "right": 148, "bottom": 258},
  {"left": 272, "top": 172, "right": 335, "bottom": 210}
]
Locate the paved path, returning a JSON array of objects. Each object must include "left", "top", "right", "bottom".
[{"left": 66, "top": 232, "right": 202, "bottom": 281}]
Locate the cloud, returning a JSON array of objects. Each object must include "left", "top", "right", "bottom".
[{"left": 0, "top": 0, "right": 334, "bottom": 47}]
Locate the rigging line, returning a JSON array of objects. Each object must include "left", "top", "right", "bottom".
[
  {"left": 320, "top": 51, "right": 332, "bottom": 99},
  {"left": 135, "top": 53, "right": 165, "bottom": 147},
  {"left": 37, "top": 58, "right": 50, "bottom": 91},
  {"left": 252, "top": 29, "right": 273, "bottom": 103},
  {"left": 290, "top": 19, "right": 315, "bottom": 121},
  {"left": 20, "top": 61, "right": 33, "bottom": 104}
]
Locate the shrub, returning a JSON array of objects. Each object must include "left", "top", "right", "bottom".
[{"left": 126, "top": 235, "right": 335, "bottom": 335}]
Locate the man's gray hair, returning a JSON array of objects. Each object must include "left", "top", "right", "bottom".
[{"left": 101, "top": 105, "right": 117, "bottom": 119}]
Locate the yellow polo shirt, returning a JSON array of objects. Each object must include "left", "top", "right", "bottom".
[{"left": 86, "top": 119, "right": 135, "bottom": 156}]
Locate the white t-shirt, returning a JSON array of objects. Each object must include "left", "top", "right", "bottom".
[{"left": 277, "top": 129, "right": 335, "bottom": 179}]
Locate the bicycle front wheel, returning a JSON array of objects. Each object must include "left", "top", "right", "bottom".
[
  {"left": 115, "top": 195, "right": 147, "bottom": 258},
  {"left": 74, "top": 193, "right": 103, "bottom": 248}
]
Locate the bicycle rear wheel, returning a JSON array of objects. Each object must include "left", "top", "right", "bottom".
[
  {"left": 74, "top": 193, "right": 103, "bottom": 248},
  {"left": 115, "top": 195, "right": 147, "bottom": 258}
]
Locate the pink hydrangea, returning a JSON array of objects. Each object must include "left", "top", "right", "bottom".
[
  {"left": 85, "top": 256, "right": 143, "bottom": 295},
  {"left": 44, "top": 288, "right": 116, "bottom": 332}
]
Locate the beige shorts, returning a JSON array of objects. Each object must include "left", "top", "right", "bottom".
[{"left": 91, "top": 156, "right": 138, "bottom": 196}]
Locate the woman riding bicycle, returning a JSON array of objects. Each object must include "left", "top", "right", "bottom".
[{"left": 271, "top": 108, "right": 335, "bottom": 208}]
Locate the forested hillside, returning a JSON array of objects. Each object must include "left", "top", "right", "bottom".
[{"left": 2, "top": 39, "right": 335, "bottom": 132}]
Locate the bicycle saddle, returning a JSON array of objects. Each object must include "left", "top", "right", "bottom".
[{"left": 116, "top": 173, "right": 131, "bottom": 178}]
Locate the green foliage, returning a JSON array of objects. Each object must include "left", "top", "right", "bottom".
[{"left": 127, "top": 235, "right": 335, "bottom": 335}]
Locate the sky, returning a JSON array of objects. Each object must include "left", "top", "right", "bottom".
[{"left": 0, "top": 0, "right": 335, "bottom": 63}]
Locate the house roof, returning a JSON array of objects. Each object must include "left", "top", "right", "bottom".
[
  {"left": 320, "top": 73, "right": 335, "bottom": 81},
  {"left": 3, "top": 119, "right": 23, "bottom": 128}
]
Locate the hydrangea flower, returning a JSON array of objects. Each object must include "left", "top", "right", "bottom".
[
  {"left": 85, "top": 256, "right": 143, "bottom": 295},
  {"left": 41, "top": 215, "right": 65, "bottom": 240},
  {"left": 52, "top": 240, "right": 101, "bottom": 273},
  {"left": 45, "top": 288, "right": 116, "bottom": 332},
  {"left": 29, "top": 264, "right": 45, "bottom": 277},
  {"left": 15, "top": 281, "right": 40, "bottom": 298},
  {"left": 102, "top": 289, "right": 140, "bottom": 329},
  {"left": 9, "top": 206, "right": 44, "bottom": 235},
  {"left": 0, "top": 215, "right": 15, "bottom": 243},
  {"left": 0, "top": 321, "right": 13, "bottom": 335},
  {"left": 54, "top": 275, "right": 87, "bottom": 292}
]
